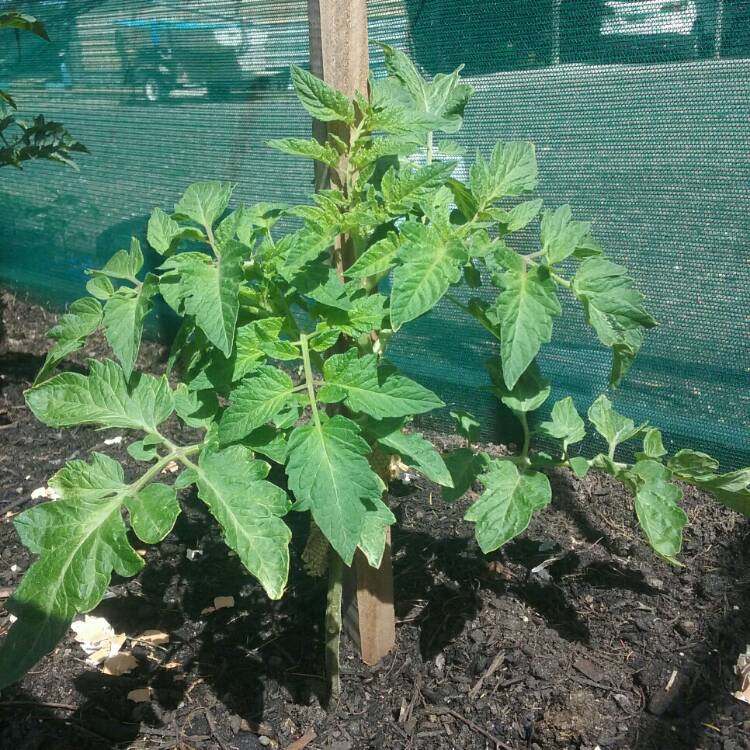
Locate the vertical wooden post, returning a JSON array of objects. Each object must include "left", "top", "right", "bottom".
[{"left": 307, "top": 0, "right": 396, "bottom": 666}]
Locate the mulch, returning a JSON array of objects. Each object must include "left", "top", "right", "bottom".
[{"left": 1, "top": 289, "right": 749, "bottom": 750}]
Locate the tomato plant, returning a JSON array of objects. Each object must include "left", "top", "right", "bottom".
[{"left": 1, "top": 43, "right": 747, "bottom": 694}]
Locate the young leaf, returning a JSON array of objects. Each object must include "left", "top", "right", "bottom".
[
  {"left": 34, "top": 298, "right": 103, "bottom": 385},
  {"left": 26, "top": 359, "right": 174, "bottom": 432},
  {"left": 587, "top": 394, "right": 645, "bottom": 456},
  {"left": 568, "top": 456, "right": 590, "bottom": 479},
  {"left": 194, "top": 446, "right": 292, "bottom": 599},
  {"left": 125, "top": 484, "right": 181, "bottom": 544},
  {"left": 505, "top": 199, "right": 543, "bottom": 232},
  {"left": 540, "top": 205, "right": 592, "bottom": 265},
  {"left": 381, "top": 161, "right": 456, "bottom": 214},
  {"left": 667, "top": 449, "right": 719, "bottom": 482},
  {"left": 450, "top": 409, "right": 481, "bottom": 444},
  {"left": 470, "top": 141, "right": 537, "bottom": 209},
  {"left": 102, "top": 274, "right": 158, "bottom": 378},
  {"left": 0, "top": 454, "right": 143, "bottom": 690},
  {"left": 90, "top": 238, "right": 144, "bottom": 282},
  {"left": 390, "top": 223, "right": 466, "bottom": 330},
  {"left": 539, "top": 396, "right": 586, "bottom": 451},
  {"left": 318, "top": 350, "right": 444, "bottom": 419},
  {"left": 147, "top": 207, "right": 181, "bottom": 255},
  {"left": 641, "top": 428, "right": 667, "bottom": 459},
  {"left": 290, "top": 65, "right": 354, "bottom": 124},
  {"left": 442, "top": 448, "right": 490, "bottom": 502},
  {"left": 174, "top": 181, "right": 233, "bottom": 231},
  {"left": 346, "top": 233, "right": 400, "bottom": 279},
  {"left": 627, "top": 460, "right": 687, "bottom": 563},
  {"left": 219, "top": 366, "right": 296, "bottom": 444},
  {"left": 376, "top": 428, "right": 454, "bottom": 488},
  {"left": 490, "top": 264, "right": 561, "bottom": 389},
  {"left": 488, "top": 359, "right": 551, "bottom": 415},
  {"left": 158, "top": 243, "right": 244, "bottom": 357},
  {"left": 573, "top": 257, "right": 657, "bottom": 387},
  {"left": 285, "top": 414, "right": 385, "bottom": 564},
  {"left": 464, "top": 459, "right": 552, "bottom": 553},
  {"left": 267, "top": 137, "right": 340, "bottom": 168}
]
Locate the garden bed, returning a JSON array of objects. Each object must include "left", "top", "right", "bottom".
[{"left": 1, "top": 290, "right": 748, "bottom": 750}]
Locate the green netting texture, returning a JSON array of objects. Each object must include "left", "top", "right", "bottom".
[{"left": 1, "top": 0, "right": 748, "bottom": 467}]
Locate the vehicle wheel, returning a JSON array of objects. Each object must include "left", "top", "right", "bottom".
[{"left": 143, "top": 76, "right": 163, "bottom": 104}]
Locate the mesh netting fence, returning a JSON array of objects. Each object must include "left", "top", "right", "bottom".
[{"left": 1, "top": 0, "right": 748, "bottom": 466}]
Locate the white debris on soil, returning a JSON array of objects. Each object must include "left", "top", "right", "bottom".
[
  {"left": 103, "top": 435, "right": 123, "bottom": 446},
  {"left": 135, "top": 629, "right": 170, "bottom": 646},
  {"left": 70, "top": 615, "right": 126, "bottom": 666},
  {"left": 127, "top": 688, "right": 151, "bottom": 703},
  {"left": 201, "top": 595, "right": 235, "bottom": 615},
  {"left": 161, "top": 460, "right": 179, "bottom": 474},
  {"left": 733, "top": 646, "right": 750, "bottom": 704}
]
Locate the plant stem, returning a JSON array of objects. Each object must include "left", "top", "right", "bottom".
[
  {"left": 426, "top": 131, "right": 433, "bottom": 165},
  {"left": 130, "top": 442, "right": 201, "bottom": 494},
  {"left": 519, "top": 412, "right": 531, "bottom": 465},
  {"left": 299, "top": 334, "right": 322, "bottom": 430},
  {"left": 551, "top": 271, "right": 572, "bottom": 288},
  {"left": 325, "top": 549, "right": 344, "bottom": 698}
]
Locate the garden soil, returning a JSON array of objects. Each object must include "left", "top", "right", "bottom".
[{"left": 0, "top": 290, "right": 749, "bottom": 750}]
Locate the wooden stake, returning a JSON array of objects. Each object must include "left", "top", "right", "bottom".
[{"left": 307, "top": 0, "right": 396, "bottom": 666}]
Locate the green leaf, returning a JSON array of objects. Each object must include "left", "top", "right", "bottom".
[
  {"left": 242, "top": 425, "right": 289, "bottom": 464},
  {"left": 234, "top": 317, "right": 299, "bottom": 380},
  {"left": 376, "top": 427, "right": 453, "bottom": 487},
  {"left": 147, "top": 207, "right": 181, "bottom": 255},
  {"left": 0, "top": 453, "right": 143, "bottom": 690},
  {"left": 290, "top": 65, "right": 354, "bottom": 124},
  {"left": 357, "top": 497, "right": 397, "bottom": 569},
  {"left": 573, "top": 257, "right": 657, "bottom": 387},
  {"left": 125, "top": 484, "right": 181, "bottom": 544},
  {"left": 488, "top": 358, "right": 551, "bottom": 414},
  {"left": 464, "top": 459, "right": 552, "bottom": 553},
  {"left": 285, "top": 414, "right": 385, "bottom": 564},
  {"left": 699, "top": 469, "right": 750, "bottom": 516},
  {"left": 390, "top": 223, "right": 466, "bottom": 330},
  {"left": 641, "top": 428, "right": 667, "bottom": 459},
  {"left": 381, "top": 161, "right": 456, "bottom": 214},
  {"left": 442, "top": 448, "right": 490, "bottom": 502},
  {"left": 541, "top": 205, "right": 592, "bottom": 264},
  {"left": 26, "top": 359, "right": 173, "bottom": 432},
  {"left": 127, "top": 438, "right": 160, "bottom": 462},
  {"left": 505, "top": 199, "right": 543, "bottom": 232},
  {"left": 86, "top": 276, "right": 114, "bottom": 300},
  {"left": 318, "top": 350, "right": 444, "bottom": 419},
  {"left": 174, "top": 181, "right": 233, "bottom": 231},
  {"left": 667, "top": 450, "right": 750, "bottom": 516},
  {"left": 219, "top": 366, "right": 295, "bottom": 444},
  {"left": 490, "top": 265, "right": 561, "bottom": 389},
  {"left": 470, "top": 142, "right": 537, "bottom": 209},
  {"left": 667, "top": 449, "right": 719, "bottom": 482},
  {"left": 173, "top": 383, "right": 219, "bottom": 428},
  {"left": 347, "top": 233, "right": 400, "bottom": 279},
  {"left": 627, "top": 460, "right": 687, "bottom": 563},
  {"left": 450, "top": 409, "right": 481, "bottom": 444},
  {"left": 568, "top": 456, "right": 590, "bottom": 479},
  {"left": 90, "top": 238, "right": 144, "bottom": 282},
  {"left": 102, "top": 274, "right": 158, "bottom": 378},
  {"left": 194, "top": 446, "right": 292, "bottom": 599},
  {"left": 587, "top": 395, "right": 645, "bottom": 455},
  {"left": 34, "top": 298, "right": 103, "bottom": 385},
  {"left": 267, "top": 137, "right": 340, "bottom": 167},
  {"left": 539, "top": 396, "right": 586, "bottom": 452},
  {"left": 159, "top": 243, "right": 244, "bottom": 357}
]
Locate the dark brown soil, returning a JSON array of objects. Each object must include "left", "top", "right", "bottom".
[{"left": 1, "top": 290, "right": 749, "bottom": 750}]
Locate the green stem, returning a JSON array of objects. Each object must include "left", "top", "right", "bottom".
[
  {"left": 551, "top": 271, "right": 572, "bottom": 288},
  {"left": 445, "top": 293, "right": 503, "bottom": 345},
  {"left": 325, "top": 549, "right": 344, "bottom": 698},
  {"left": 299, "top": 333, "right": 321, "bottom": 430},
  {"left": 130, "top": 442, "right": 201, "bottom": 494},
  {"left": 426, "top": 130, "right": 433, "bottom": 165},
  {"left": 519, "top": 412, "right": 531, "bottom": 465}
]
